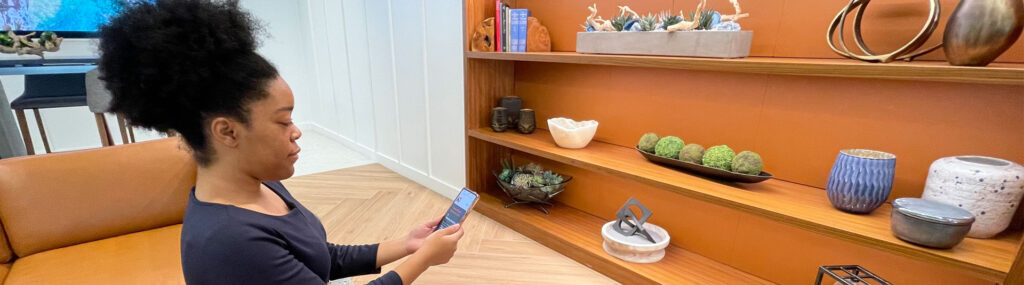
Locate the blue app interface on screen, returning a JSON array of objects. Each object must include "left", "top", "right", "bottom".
[{"left": 437, "top": 189, "right": 476, "bottom": 231}]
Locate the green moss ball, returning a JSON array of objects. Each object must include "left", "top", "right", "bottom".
[
  {"left": 702, "top": 145, "right": 736, "bottom": 171},
  {"left": 679, "top": 144, "right": 705, "bottom": 164},
  {"left": 732, "top": 151, "right": 763, "bottom": 175},
  {"left": 654, "top": 136, "right": 685, "bottom": 159},
  {"left": 638, "top": 133, "right": 660, "bottom": 153}
]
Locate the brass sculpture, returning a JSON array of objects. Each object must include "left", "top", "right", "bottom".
[
  {"left": 826, "top": 0, "right": 942, "bottom": 63},
  {"left": 470, "top": 17, "right": 495, "bottom": 52}
]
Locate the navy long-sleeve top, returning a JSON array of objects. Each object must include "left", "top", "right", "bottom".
[{"left": 181, "top": 181, "right": 402, "bottom": 285}]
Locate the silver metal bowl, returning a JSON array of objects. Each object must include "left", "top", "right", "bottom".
[{"left": 891, "top": 198, "right": 975, "bottom": 249}]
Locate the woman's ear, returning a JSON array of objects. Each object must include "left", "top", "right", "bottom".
[{"left": 209, "top": 117, "right": 240, "bottom": 148}]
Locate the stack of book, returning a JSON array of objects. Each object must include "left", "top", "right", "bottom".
[{"left": 495, "top": 1, "right": 529, "bottom": 53}]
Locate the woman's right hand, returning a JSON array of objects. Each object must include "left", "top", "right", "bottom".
[{"left": 414, "top": 224, "right": 464, "bottom": 266}]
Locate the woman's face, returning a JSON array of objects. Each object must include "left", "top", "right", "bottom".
[{"left": 235, "top": 75, "right": 302, "bottom": 180}]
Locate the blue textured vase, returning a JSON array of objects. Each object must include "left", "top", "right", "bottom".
[{"left": 826, "top": 149, "right": 897, "bottom": 214}]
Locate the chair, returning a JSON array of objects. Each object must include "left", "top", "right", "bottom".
[
  {"left": 86, "top": 69, "right": 135, "bottom": 146},
  {"left": 10, "top": 69, "right": 132, "bottom": 155}
]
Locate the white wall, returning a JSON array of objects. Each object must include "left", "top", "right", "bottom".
[
  {"left": 302, "top": 0, "right": 466, "bottom": 198},
  {"left": 0, "top": 0, "right": 317, "bottom": 153}
]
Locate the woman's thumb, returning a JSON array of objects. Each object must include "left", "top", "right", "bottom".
[{"left": 441, "top": 223, "right": 461, "bottom": 234}]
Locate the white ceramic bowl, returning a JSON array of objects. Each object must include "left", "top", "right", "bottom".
[
  {"left": 547, "top": 117, "right": 598, "bottom": 149},
  {"left": 601, "top": 221, "right": 670, "bottom": 263}
]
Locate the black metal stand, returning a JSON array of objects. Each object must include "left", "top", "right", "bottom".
[{"left": 814, "top": 265, "right": 891, "bottom": 285}]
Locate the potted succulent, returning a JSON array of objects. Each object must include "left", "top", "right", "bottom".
[{"left": 494, "top": 158, "right": 572, "bottom": 214}]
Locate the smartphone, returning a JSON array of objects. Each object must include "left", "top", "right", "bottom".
[{"left": 435, "top": 188, "right": 479, "bottom": 231}]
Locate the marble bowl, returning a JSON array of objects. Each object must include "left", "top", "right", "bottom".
[
  {"left": 601, "top": 221, "right": 670, "bottom": 263},
  {"left": 547, "top": 117, "right": 598, "bottom": 149}
]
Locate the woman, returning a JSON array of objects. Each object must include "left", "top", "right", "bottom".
[{"left": 97, "top": 1, "right": 464, "bottom": 284}]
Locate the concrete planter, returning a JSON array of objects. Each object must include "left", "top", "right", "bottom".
[{"left": 576, "top": 31, "right": 753, "bottom": 58}]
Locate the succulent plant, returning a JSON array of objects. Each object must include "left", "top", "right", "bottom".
[
  {"left": 499, "top": 168, "right": 513, "bottom": 182},
  {"left": 520, "top": 163, "right": 544, "bottom": 175},
  {"left": 702, "top": 145, "right": 736, "bottom": 171},
  {"left": 611, "top": 14, "right": 634, "bottom": 31},
  {"left": 654, "top": 136, "right": 685, "bottom": 159},
  {"left": 512, "top": 173, "right": 534, "bottom": 188},
  {"left": 638, "top": 132, "right": 660, "bottom": 153},
  {"left": 679, "top": 143, "right": 705, "bottom": 164},
  {"left": 0, "top": 34, "right": 12, "bottom": 47},
  {"left": 499, "top": 159, "right": 515, "bottom": 182},
  {"left": 541, "top": 170, "right": 565, "bottom": 185},
  {"left": 638, "top": 13, "right": 658, "bottom": 31},
  {"left": 732, "top": 151, "right": 764, "bottom": 175},
  {"left": 660, "top": 11, "right": 682, "bottom": 28},
  {"left": 695, "top": 10, "right": 716, "bottom": 30},
  {"left": 531, "top": 175, "right": 545, "bottom": 187}
]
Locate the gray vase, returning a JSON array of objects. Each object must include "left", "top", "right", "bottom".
[
  {"left": 826, "top": 149, "right": 897, "bottom": 214},
  {"left": 943, "top": 0, "right": 1024, "bottom": 66}
]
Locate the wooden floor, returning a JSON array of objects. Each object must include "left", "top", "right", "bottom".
[{"left": 281, "top": 164, "right": 617, "bottom": 285}]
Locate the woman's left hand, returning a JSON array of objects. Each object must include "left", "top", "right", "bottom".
[{"left": 405, "top": 217, "right": 442, "bottom": 254}]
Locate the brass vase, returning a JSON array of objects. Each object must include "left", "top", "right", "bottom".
[
  {"left": 517, "top": 109, "right": 535, "bottom": 134},
  {"left": 943, "top": 0, "right": 1024, "bottom": 66},
  {"left": 491, "top": 107, "right": 508, "bottom": 132}
]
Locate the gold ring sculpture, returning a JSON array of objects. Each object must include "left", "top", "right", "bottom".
[{"left": 827, "top": 0, "right": 943, "bottom": 63}]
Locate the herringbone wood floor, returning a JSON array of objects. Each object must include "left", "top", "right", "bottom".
[{"left": 281, "top": 164, "right": 618, "bottom": 285}]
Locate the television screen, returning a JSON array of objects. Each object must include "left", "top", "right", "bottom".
[{"left": 0, "top": 0, "right": 152, "bottom": 37}]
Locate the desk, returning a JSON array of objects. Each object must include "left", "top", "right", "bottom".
[{"left": 0, "top": 57, "right": 98, "bottom": 158}]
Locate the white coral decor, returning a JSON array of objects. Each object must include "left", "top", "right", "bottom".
[{"left": 547, "top": 117, "right": 599, "bottom": 149}]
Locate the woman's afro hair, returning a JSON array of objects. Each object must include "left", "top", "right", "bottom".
[{"left": 98, "top": 0, "right": 278, "bottom": 165}]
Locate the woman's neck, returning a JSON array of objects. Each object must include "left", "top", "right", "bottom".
[{"left": 195, "top": 162, "right": 263, "bottom": 204}]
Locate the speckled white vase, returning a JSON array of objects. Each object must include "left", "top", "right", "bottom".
[{"left": 921, "top": 156, "right": 1024, "bottom": 238}]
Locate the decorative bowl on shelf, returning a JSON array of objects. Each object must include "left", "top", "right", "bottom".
[
  {"left": 601, "top": 220, "right": 670, "bottom": 263},
  {"left": 635, "top": 147, "right": 772, "bottom": 183},
  {"left": 547, "top": 117, "right": 598, "bottom": 149},
  {"left": 494, "top": 171, "right": 573, "bottom": 214}
]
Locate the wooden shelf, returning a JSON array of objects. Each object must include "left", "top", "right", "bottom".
[
  {"left": 474, "top": 191, "right": 771, "bottom": 284},
  {"left": 468, "top": 128, "right": 1022, "bottom": 281},
  {"left": 465, "top": 51, "right": 1024, "bottom": 85}
]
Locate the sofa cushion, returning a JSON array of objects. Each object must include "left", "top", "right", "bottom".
[
  {"left": 0, "top": 262, "right": 10, "bottom": 284},
  {"left": 0, "top": 138, "right": 196, "bottom": 257},
  {"left": 0, "top": 222, "right": 11, "bottom": 263},
  {"left": 4, "top": 224, "right": 183, "bottom": 285}
]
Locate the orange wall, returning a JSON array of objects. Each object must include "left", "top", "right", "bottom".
[
  {"left": 511, "top": 151, "right": 994, "bottom": 284},
  {"left": 514, "top": 62, "right": 1024, "bottom": 202},
  {"left": 516, "top": 0, "right": 1024, "bottom": 62}
]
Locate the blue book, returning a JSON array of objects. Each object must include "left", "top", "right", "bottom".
[{"left": 511, "top": 9, "right": 530, "bottom": 52}]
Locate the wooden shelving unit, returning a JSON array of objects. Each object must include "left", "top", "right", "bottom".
[
  {"left": 466, "top": 51, "right": 1024, "bottom": 85},
  {"left": 474, "top": 193, "right": 771, "bottom": 284},
  {"left": 463, "top": 1, "right": 1024, "bottom": 283},
  {"left": 469, "top": 128, "right": 1022, "bottom": 281}
]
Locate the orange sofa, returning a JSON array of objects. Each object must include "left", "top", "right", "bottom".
[{"left": 0, "top": 138, "right": 196, "bottom": 284}]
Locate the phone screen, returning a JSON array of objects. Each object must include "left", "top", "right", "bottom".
[{"left": 436, "top": 188, "right": 479, "bottom": 231}]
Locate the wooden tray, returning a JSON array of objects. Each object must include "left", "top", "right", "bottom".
[{"left": 635, "top": 147, "right": 772, "bottom": 183}]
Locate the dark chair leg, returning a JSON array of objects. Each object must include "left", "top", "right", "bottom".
[
  {"left": 115, "top": 114, "right": 129, "bottom": 144},
  {"left": 14, "top": 109, "right": 34, "bottom": 155},
  {"left": 94, "top": 113, "right": 112, "bottom": 147},
  {"left": 128, "top": 123, "right": 136, "bottom": 143},
  {"left": 32, "top": 109, "right": 51, "bottom": 153}
]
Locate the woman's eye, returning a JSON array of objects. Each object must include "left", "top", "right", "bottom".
[{"left": 280, "top": 121, "right": 292, "bottom": 126}]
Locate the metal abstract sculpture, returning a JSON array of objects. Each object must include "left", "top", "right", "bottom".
[
  {"left": 827, "top": 0, "right": 942, "bottom": 63},
  {"left": 613, "top": 198, "right": 656, "bottom": 243}
]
